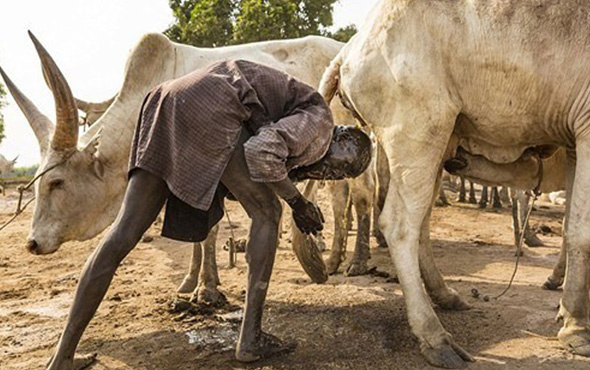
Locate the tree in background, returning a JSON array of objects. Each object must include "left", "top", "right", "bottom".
[
  {"left": 165, "top": 0, "right": 235, "bottom": 47},
  {"left": 327, "top": 24, "right": 357, "bottom": 42},
  {"left": 165, "top": 0, "right": 357, "bottom": 46},
  {"left": 0, "top": 82, "right": 6, "bottom": 145}
]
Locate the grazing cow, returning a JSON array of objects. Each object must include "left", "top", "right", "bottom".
[
  {"left": 0, "top": 33, "right": 378, "bottom": 301},
  {"left": 320, "top": 0, "right": 590, "bottom": 367}
]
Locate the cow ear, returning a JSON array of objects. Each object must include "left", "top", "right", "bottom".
[
  {"left": 81, "top": 127, "right": 103, "bottom": 157},
  {"left": 92, "top": 158, "right": 105, "bottom": 179},
  {"left": 81, "top": 127, "right": 105, "bottom": 179}
]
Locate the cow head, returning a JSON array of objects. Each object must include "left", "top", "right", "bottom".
[{"left": 1, "top": 32, "right": 124, "bottom": 255}]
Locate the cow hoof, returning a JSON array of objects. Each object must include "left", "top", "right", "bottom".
[
  {"left": 345, "top": 261, "right": 369, "bottom": 276},
  {"left": 315, "top": 235, "right": 327, "bottom": 252},
  {"left": 422, "top": 338, "right": 474, "bottom": 369},
  {"left": 177, "top": 275, "right": 198, "bottom": 294},
  {"left": 236, "top": 332, "right": 296, "bottom": 362},
  {"left": 559, "top": 326, "right": 590, "bottom": 357},
  {"left": 492, "top": 202, "right": 502, "bottom": 209},
  {"left": 468, "top": 198, "right": 477, "bottom": 204},
  {"left": 524, "top": 233, "right": 544, "bottom": 247},
  {"left": 326, "top": 255, "right": 342, "bottom": 275},
  {"left": 542, "top": 275, "right": 563, "bottom": 290},
  {"left": 434, "top": 289, "right": 472, "bottom": 311}
]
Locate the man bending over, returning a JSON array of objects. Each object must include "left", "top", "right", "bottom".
[{"left": 47, "top": 59, "right": 371, "bottom": 369}]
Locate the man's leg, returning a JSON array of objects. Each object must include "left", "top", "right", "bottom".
[
  {"left": 221, "top": 131, "right": 289, "bottom": 362},
  {"left": 47, "top": 170, "right": 169, "bottom": 370}
]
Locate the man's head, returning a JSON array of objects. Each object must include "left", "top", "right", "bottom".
[{"left": 290, "top": 125, "right": 372, "bottom": 182}]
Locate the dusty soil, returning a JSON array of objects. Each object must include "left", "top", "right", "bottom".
[{"left": 1, "top": 185, "right": 589, "bottom": 370}]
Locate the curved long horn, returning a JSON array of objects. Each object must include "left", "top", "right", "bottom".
[
  {"left": 28, "top": 31, "right": 79, "bottom": 151},
  {"left": 0, "top": 65, "right": 52, "bottom": 153},
  {"left": 75, "top": 94, "right": 116, "bottom": 112}
]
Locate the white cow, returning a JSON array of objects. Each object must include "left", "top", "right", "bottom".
[
  {"left": 320, "top": 0, "right": 590, "bottom": 367},
  {"left": 0, "top": 33, "right": 375, "bottom": 300},
  {"left": 447, "top": 146, "right": 569, "bottom": 292},
  {"left": 0, "top": 154, "right": 17, "bottom": 195}
]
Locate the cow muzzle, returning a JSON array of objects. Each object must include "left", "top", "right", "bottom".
[{"left": 26, "top": 239, "right": 40, "bottom": 255}]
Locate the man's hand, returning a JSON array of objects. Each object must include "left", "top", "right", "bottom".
[{"left": 287, "top": 195, "right": 325, "bottom": 235}]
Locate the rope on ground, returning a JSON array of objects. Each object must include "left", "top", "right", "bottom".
[
  {"left": 492, "top": 191, "right": 537, "bottom": 300},
  {"left": 493, "top": 152, "right": 544, "bottom": 300}
]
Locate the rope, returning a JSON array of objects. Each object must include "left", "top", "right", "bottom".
[
  {"left": 493, "top": 153, "right": 543, "bottom": 299},
  {"left": 223, "top": 205, "right": 237, "bottom": 268},
  {"left": 493, "top": 191, "right": 537, "bottom": 299}
]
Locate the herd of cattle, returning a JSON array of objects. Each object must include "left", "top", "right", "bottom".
[{"left": 2, "top": 0, "right": 590, "bottom": 368}]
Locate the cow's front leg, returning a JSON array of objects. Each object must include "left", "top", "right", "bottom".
[
  {"left": 457, "top": 177, "right": 466, "bottom": 203},
  {"left": 378, "top": 103, "right": 473, "bottom": 368},
  {"left": 194, "top": 224, "right": 224, "bottom": 304},
  {"left": 491, "top": 187, "right": 502, "bottom": 208},
  {"left": 557, "top": 140, "right": 590, "bottom": 356},
  {"left": 478, "top": 186, "right": 488, "bottom": 208},
  {"left": 177, "top": 242, "right": 202, "bottom": 293},
  {"left": 326, "top": 180, "right": 351, "bottom": 274},
  {"left": 346, "top": 168, "right": 375, "bottom": 276},
  {"left": 468, "top": 180, "right": 477, "bottom": 204},
  {"left": 518, "top": 190, "right": 544, "bottom": 247}
]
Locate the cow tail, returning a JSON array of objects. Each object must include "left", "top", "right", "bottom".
[{"left": 319, "top": 54, "right": 342, "bottom": 105}]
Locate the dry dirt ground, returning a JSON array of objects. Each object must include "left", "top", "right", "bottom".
[{"left": 1, "top": 185, "right": 590, "bottom": 370}]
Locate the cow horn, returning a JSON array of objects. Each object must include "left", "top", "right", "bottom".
[
  {"left": 28, "top": 31, "right": 79, "bottom": 151},
  {"left": 0, "top": 64, "right": 52, "bottom": 153},
  {"left": 75, "top": 94, "right": 116, "bottom": 114}
]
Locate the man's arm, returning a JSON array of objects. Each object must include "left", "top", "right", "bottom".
[{"left": 266, "top": 177, "right": 324, "bottom": 235}]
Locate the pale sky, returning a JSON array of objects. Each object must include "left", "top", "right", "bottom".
[{"left": 0, "top": 0, "right": 379, "bottom": 166}]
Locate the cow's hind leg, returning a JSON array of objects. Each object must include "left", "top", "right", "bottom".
[
  {"left": 544, "top": 149, "right": 574, "bottom": 290},
  {"left": 421, "top": 172, "right": 471, "bottom": 311},
  {"left": 326, "top": 181, "right": 351, "bottom": 275},
  {"left": 177, "top": 242, "right": 202, "bottom": 293},
  {"left": 378, "top": 101, "right": 473, "bottom": 368},
  {"left": 346, "top": 167, "right": 375, "bottom": 276},
  {"left": 373, "top": 141, "right": 389, "bottom": 248},
  {"left": 557, "top": 141, "right": 590, "bottom": 356}
]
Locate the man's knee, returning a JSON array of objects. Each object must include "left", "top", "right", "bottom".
[{"left": 249, "top": 195, "right": 282, "bottom": 227}]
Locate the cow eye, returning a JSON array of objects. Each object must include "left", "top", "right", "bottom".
[{"left": 49, "top": 179, "right": 64, "bottom": 191}]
